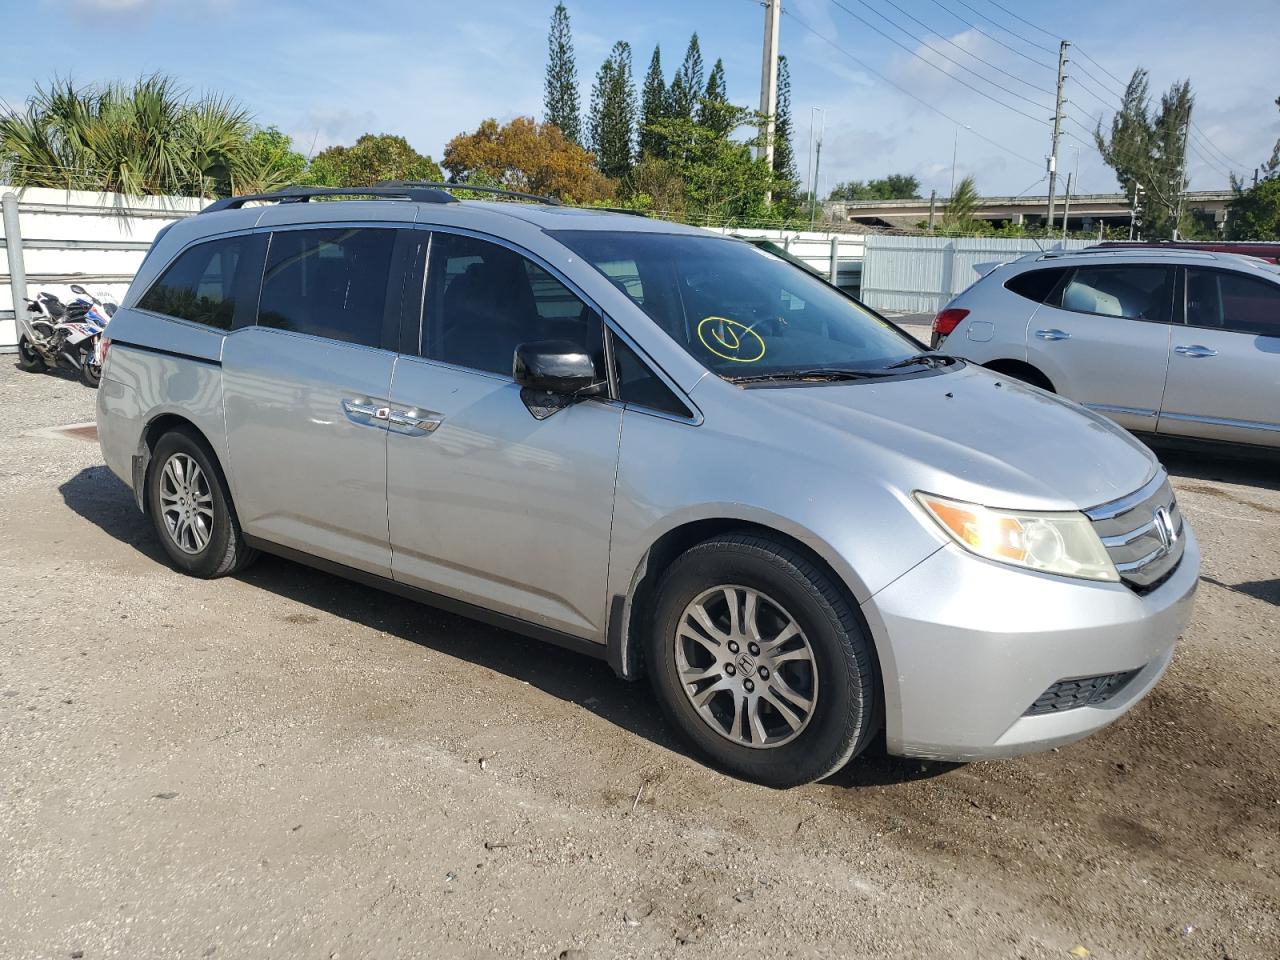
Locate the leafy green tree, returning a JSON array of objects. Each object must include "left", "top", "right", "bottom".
[
  {"left": 667, "top": 33, "right": 704, "bottom": 123},
  {"left": 941, "top": 175, "right": 980, "bottom": 231},
  {"left": 1227, "top": 177, "right": 1280, "bottom": 239},
  {"left": 639, "top": 46, "right": 667, "bottom": 158},
  {"left": 1265, "top": 95, "right": 1280, "bottom": 179},
  {"left": 543, "top": 3, "right": 581, "bottom": 144},
  {"left": 308, "top": 133, "right": 442, "bottom": 187},
  {"left": 0, "top": 75, "right": 252, "bottom": 197},
  {"left": 589, "top": 41, "right": 636, "bottom": 180},
  {"left": 772, "top": 55, "right": 799, "bottom": 199},
  {"left": 828, "top": 174, "right": 921, "bottom": 201},
  {"left": 625, "top": 155, "right": 686, "bottom": 216},
  {"left": 1095, "top": 68, "right": 1195, "bottom": 239},
  {"left": 698, "top": 58, "right": 733, "bottom": 139},
  {"left": 234, "top": 127, "right": 307, "bottom": 194}
]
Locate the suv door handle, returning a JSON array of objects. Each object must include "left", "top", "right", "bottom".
[
  {"left": 1034, "top": 328, "right": 1071, "bottom": 341},
  {"left": 387, "top": 409, "right": 443, "bottom": 434},
  {"left": 342, "top": 398, "right": 390, "bottom": 421},
  {"left": 1174, "top": 344, "right": 1218, "bottom": 358}
]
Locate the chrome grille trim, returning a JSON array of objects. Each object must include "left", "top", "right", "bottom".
[{"left": 1086, "top": 474, "right": 1185, "bottom": 591}]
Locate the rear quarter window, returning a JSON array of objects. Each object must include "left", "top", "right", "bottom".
[
  {"left": 1004, "top": 267, "right": 1068, "bottom": 304},
  {"left": 137, "top": 234, "right": 257, "bottom": 330}
]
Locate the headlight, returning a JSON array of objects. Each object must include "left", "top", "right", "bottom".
[{"left": 915, "top": 492, "right": 1118, "bottom": 582}]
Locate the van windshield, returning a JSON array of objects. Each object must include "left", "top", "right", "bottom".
[{"left": 552, "top": 230, "right": 924, "bottom": 381}]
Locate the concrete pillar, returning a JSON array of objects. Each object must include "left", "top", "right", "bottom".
[
  {"left": 829, "top": 235, "right": 839, "bottom": 284},
  {"left": 2, "top": 192, "right": 31, "bottom": 348}
]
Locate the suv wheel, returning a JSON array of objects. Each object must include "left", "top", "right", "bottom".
[
  {"left": 647, "top": 533, "right": 878, "bottom": 787},
  {"left": 147, "top": 429, "right": 258, "bottom": 578}
]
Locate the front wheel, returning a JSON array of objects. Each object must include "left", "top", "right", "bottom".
[
  {"left": 647, "top": 533, "right": 879, "bottom": 788},
  {"left": 147, "top": 429, "right": 258, "bottom": 578},
  {"left": 79, "top": 345, "right": 101, "bottom": 388},
  {"left": 17, "top": 337, "right": 46, "bottom": 372}
]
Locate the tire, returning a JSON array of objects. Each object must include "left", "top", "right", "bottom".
[
  {"left": 647, "top": 533, "right": 878, "bottom": 788},
  {"left": 147, "top": 428, "right": 258, "bottom": 578},
  {"left": 17, "top": 337, "right": 46, "bottom": 373},
  {"left": 79, "top": 346, "right": 101, "bottom": 388}
]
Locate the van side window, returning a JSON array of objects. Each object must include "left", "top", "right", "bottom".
[
  {"left": 137, "top": 234, "right": 251, "bottom": 330},
  {"left": 1059, "top": 266, "right": 1173, "bottom": 323},
  {"left": 423, "top": 232, "right": 603, "bottom": 377},
  {"left": 258, "top": 228, "right": 396, "bottom": 348},
  {"left": 612, "top": 334, "right": 692, "bottom": 418},
  {"left": 1004, "top": 268, "right": 1067, "bottom": 304},
  {"left": 1186, "top": 269, "right": 1280, "bottom": 337}
]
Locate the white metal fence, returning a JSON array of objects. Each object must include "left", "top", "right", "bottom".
[
  {"left": 707, "top": 227, "right": 866, "bottom": 291},
  {"left": 1, "top": 187, "right": 206, "bottom": 351},
  {"left": 859, "top": 235, "right": 1092, "bottom": 314}
]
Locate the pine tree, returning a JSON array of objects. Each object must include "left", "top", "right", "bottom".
[
  {"left": 639, "top": 45, "right": 666, "bottom": 158},
  {"left": 589, "top": 41, "right": 636, "bottom": 180},
  {"left": 668, "top": 33, "right": 704, "bottom": 122},
  {"left": 698, "top": 58, "right": 732, "bottom": 138},
  {"left": 772, "top": 55, "right": 799, "bottom": 192},
  {"left": 544, "top": 3, "right": 581, "bottom": 144}
]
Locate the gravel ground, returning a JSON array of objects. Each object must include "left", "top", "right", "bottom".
[{"left": 1, "top": 359, "right": 1277, "bottom": 960}]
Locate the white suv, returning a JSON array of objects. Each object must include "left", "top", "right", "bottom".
[{"left": 934, "top": 249, "right": 1280, "bottom": 448}]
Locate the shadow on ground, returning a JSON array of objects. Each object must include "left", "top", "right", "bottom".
[
  {"left": 58, "top": 465, "right": 947, "bottom": 789},
  {"left": 1150, "top": 439, "right": 1280, "bottom": 492}
]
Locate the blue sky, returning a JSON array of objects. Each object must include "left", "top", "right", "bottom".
[{"left": 3, "top": 0, "right": 1277, "bottom": 198}]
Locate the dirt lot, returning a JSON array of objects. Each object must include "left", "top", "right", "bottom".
[{"left": 1, "top": 360, "right": 1277, "bottom": 960}]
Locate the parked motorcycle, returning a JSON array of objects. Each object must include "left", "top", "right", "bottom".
[{"left": 17, "top": 284, "right": 117, "bottom": 388}]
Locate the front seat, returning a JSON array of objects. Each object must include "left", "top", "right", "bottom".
[{"left": 441, "top": 257, "right": 537, "bottom": 376}]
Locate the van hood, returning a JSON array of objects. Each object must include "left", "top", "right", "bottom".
[{"left": 733, "top": 363, "right": 1159, "bottom": 511}]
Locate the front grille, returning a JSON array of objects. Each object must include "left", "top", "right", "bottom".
[
  {"left": 1025, "top": 670, "right": 1140, "bottom": 716},
  {"left": 1085, "top": 474, "right": 1185, "bottom": 592}
]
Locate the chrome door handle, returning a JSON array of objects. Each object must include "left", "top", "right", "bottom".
[
  {"left": 387, "top": 409, "right": 443, "bottom": 433},
  {"left": 1034, "top": 328, "right": 1071, "bottom": 341},
  {"left": 342, "top": 398, "right": 390, "bottom": 420},
  {"left": 1174, "top": 344, "right": 1218, "bottom": 358}
]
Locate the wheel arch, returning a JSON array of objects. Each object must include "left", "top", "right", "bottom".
[
  {"left": 134, "top": 413, "right": 225, "bottom": 513},
  {"left": 983, "top": 357, "right": 1056, "bottom": 391},
  {"left": 610, "top": 518, "right": 884, "bottom": 707}
]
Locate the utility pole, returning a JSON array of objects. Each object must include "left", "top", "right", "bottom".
[
  {"left": 1060, "top": 172, "right": 1073, "bottom": 239},
  {"left": 757, "top": 0, "right": 781, "bottom": 167},
  {"left": 811, "top": 131, "right": 824, "bottom": 227},
  {"left": 1046, "top": 40, "right": 1069, "bottom": 231},
  {"left": 1129, "top": 181, "right": 1144, "bottom": 240},
  {"left": 928, "top": 189, "right": 937, "bottom": 233},
  {"left": 1172, "top": 112, "right": 1190, "bottom": 239}
]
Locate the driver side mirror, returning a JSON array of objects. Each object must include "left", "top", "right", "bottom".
[{"left": 513, "top": 340, "right": 606, "bottom": 419}]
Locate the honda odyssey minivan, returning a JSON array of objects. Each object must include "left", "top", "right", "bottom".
[{"left": 96, "top": 183, "right": 1199, "bottom": 787}]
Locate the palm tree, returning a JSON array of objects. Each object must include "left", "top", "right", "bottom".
[
  {"left": 0, "top": 75, "right": 256, "bottom": 197},
  {"left": 942, "top": 175, "right": 981, "bottom": 232}
]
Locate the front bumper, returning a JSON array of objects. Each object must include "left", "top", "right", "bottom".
[{"left": 861, "top": 527, "right": 1199, "bottom": 761}]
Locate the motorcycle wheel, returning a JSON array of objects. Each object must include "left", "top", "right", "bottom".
[
  {"left": 17, "top": 337, "right": 47, "bottom": 373},
  {"left": 80, "top": 350, "right": 102, "bottom": 388}
]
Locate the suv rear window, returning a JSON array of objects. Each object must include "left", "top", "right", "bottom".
[
  {"left": 1004, "top": 268, "right": 1067, "bottom": 304},
  {"left": 137, "top": 234, "right": 254, "bottom": 330}
]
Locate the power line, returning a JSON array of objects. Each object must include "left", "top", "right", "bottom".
[
  {"left": 982, "top": 0, "right": 1059, "bottom": 42},
  {"left": 924, "top": 0, "right": 1054, "bottom": 70},
  {"left": 934, "top": 0, "right": 1057, "bottom": 55},
  {"left": 823, "top": 0, "right": 1053, "bottom": 126},
  {"left": 863, "top": 0, "right": 1057, "bottom": 97},
  {"left": 781, "top": 6, "right": 1043, "bottom": 168}
]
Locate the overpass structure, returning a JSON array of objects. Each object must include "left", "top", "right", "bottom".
[{"left": 827, "top": 190, "right": 1234, "bottom": 234}]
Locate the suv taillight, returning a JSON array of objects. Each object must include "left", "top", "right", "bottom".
[{"left": 932, "top": 308, "right": 969, "bottom": 339}]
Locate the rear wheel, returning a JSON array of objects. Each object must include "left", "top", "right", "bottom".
[
  {"left": 147, "top": 429, "right": 258, "bottom": 578},
  {"left": 647, "top": 533, "right": 878, "bottom": 788},
  {"left": 17, "top": 337, "right": 46, "bottom": 372},
  {"left": 984, "top": 359, "right": 1054, "bottom": 392}
]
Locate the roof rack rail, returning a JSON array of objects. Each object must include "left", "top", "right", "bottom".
[
  {"left": 1036, "top": 247, "right": 1220, "bottom": 261},
  {"left": 202, "top": 184, "right": 458, "bottom": 214},
  {"left": 378, "top": 180, "right": 563, "bottom": 206}
]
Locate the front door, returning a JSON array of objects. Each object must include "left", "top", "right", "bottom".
[
  {"left": 1025, "top": 263, "right": 1176, "bottom": 431},
  {"left": 222, "top": 225, "right": 403, "bottom": 576},
  {"left": 387, "top": 230, "right": 622, "bottom": 639},
  {"left": 1157, "top": 267, "right": 1280, "bottom": 447}
]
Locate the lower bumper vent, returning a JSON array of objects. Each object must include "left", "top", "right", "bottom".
[{"left": 1024, "top": 669, "right": 1140, "bottom": 716}]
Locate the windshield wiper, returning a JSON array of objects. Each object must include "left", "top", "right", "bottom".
[
  {"left": 728, "top": 367, "right": 893, "bottom": 385},
  {"left": 884, "top": 352, "right": 961, "bottom": 370}
]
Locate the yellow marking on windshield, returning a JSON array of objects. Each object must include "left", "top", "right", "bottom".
[{"left": 697, "top": 316, "right": 766, "bottom": 363}]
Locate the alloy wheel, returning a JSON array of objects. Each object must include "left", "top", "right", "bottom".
[
  {"left": 158, "top": 453, "right": 214, "bottom": 555},
  {"left": 674, "top": 585, "right": 819, "bottom": 749}
]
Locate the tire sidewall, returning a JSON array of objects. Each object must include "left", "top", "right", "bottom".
[
  {"left": 648, "top": 541, "right": 873, "bottom": 787},
  {"left": 17, "top": 337, "right": 46, "bottom": 372},
  {"left": 147, "top": 431, "right": 235, "bottom": 577}
]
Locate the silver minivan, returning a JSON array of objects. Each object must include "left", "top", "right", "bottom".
[{"left": 96, "top": 184, "right": 1199, "bottom": 787}]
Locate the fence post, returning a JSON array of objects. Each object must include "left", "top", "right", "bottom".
[
  {"left": 941, "top": 240, "right": 956, "bottom": 311},
  {"left": 2, "top": 192, "right": 31, "bottom": 350},
  {"left": 829, "top": 235, "right": 839, "bottom": 284}
]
